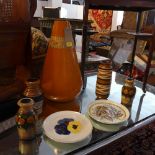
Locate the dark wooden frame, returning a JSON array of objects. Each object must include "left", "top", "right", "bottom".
[{"left": 81, "top": 0, "right": 155, "bottom": 92}]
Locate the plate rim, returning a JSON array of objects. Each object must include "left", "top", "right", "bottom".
[
  {"left": 85, "top": 112, "right": 128, "bottom": 132},
  {"left": 88, "top": 100, "right": 130, "bottom": 125},
  {"left": 43, "top": 110, "right": 93, "bottom": 143}
]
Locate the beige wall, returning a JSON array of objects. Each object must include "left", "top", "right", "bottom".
[
  {"left": 61, "top": 3, "right": 83, "bottom": 19},
  {"left": 111, "top": 11, "right": 124, "bottom": 31}
]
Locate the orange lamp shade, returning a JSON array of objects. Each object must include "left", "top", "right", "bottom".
[{"left": 41, "top": 20, "right": 83, "bottom": 102}]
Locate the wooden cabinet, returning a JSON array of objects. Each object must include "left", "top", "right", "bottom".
[{"left": 81, "top": 0, "right": 155, "bottom": 92}]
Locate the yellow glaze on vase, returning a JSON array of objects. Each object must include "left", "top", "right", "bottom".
[
  {"left": 41, "top": 20, "right": 82, "bottom": 102},
  {"left": 121, "top": 78, "right": 136, "bottom": 107}
]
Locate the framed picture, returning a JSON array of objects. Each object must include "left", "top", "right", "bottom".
[
  {"left": 62, "top": 0, "right": 71, "bottom": 4},
  {"left": 110, "top": 38, "right": 147, "bottom": 66}
]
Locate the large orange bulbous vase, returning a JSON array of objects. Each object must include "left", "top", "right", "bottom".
[{"left": 41, "top": 20, "right": 83, "bottom": 102}]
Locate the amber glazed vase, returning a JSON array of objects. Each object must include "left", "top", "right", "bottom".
[{"left": 41, "top": 20, "right": 82, "bottom": 102}]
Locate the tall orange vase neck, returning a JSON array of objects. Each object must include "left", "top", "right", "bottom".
[{"left": 52, "top": 20, "right": 71, "bottom": 37}]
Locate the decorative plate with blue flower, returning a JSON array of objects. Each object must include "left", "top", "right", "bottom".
[{"left": 43, "top": 111, "right": 92, "bottom": 143}]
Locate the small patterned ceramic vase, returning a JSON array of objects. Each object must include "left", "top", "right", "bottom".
[{"left": 16, "top": 98, "right": 36, "bottom": 140}]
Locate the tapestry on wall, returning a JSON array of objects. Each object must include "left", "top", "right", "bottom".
[{"left": 88, "top": 9, "right": 113, "bottom": 34}]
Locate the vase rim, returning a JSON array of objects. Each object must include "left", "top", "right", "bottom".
[
  {"left": 26, "top": 78, "right": 40, "bottom": 84},
  {"left": 17, "top": 98, "right": 34, "bottom": 107},
  {"left": 54, "top": 19, "right": 70, "bottom": 22}
]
